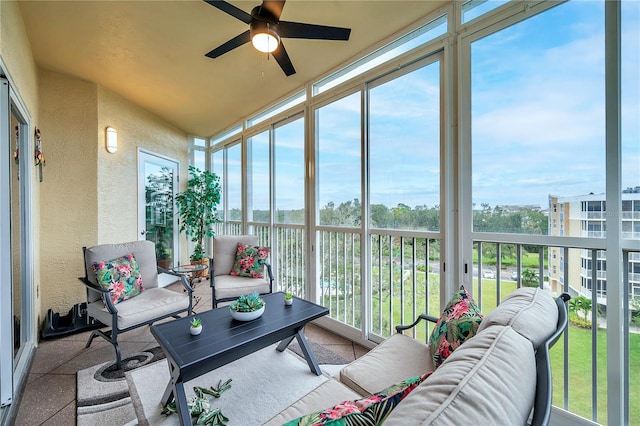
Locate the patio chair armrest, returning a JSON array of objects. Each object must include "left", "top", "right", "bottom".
[
  {"left": 157, "top": 266, "right": 194, "bottom": 294},
  {"left": 78, "top": 276, "right": 119, "bottom": 314},
  {"left": 395, "top": 313, "right": 439, "bottom": 333},
  {"left": 265, "top": 262, "right": 274, "bottom": 290},
  {"left": 78, "top": 276, "right": 108, "bottom": 294}
]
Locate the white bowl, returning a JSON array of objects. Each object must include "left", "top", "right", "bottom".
[{"left": 230, "top": 304, "right": 265, "bottom": 321}]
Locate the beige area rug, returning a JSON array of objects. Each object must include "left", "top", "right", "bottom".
[{"left": 77, "top": 344, "right": 347, "bottom": 425}]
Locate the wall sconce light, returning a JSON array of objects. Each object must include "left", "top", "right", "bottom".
[{"left": 105, "top": 126, "right": 118, "bottom": 154}]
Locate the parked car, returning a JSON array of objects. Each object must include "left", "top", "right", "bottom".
[
  {"left": 482, "top": 269, "right": 495, "bottom": 279},
  {"left": 511, "top": 271, "right": 518, "bottom": 280}
]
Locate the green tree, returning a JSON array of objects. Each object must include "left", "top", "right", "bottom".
[
  {"left": 521, "top": 268, "right": 539, "bottom": 288},
  {"left": 175, "top": 166, "right": 221, "bottom": 260}
]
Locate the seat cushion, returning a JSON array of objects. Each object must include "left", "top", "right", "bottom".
[
  {"left": 283, "top": 372, "right": 432, "bottom": 426},
  {"left": 383, "top": 326, "right": 537, "bottom": 426},
  {"left": 263, "top": 379, "right": 363, "bottom": 426},
  {"left": 213, "top": 235, "right": 259, "bottom": 276},
  {"left": 340, "top": 333, "right": 433, "bottom": 396},
  {"left": 477, "top": 286, "right": 558, "bottom": 348},
  {"left": 213, "top": 274, "right": 271, "bottom": 300},
  {"left": 87, "top": 287, "right": 189, "bottom": 329}
]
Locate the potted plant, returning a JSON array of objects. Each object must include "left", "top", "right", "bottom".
[
  {"left": 190, "top": 317, "right": 202, "bottom": 335},
  {"left": 175, "top": 166, "right": 221, "bottom": 277},
  {"left": 284, "top": 292, "right": 293, "bottom": 306},
  {"left": 229, "top": 293, "right": 265, "bottom": 321}
]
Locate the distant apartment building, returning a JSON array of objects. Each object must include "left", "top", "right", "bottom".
[{"left": 548, "top": 188, "right": 640, "bottom": 305}]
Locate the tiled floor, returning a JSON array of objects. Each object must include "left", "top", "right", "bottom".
[{"left": 10, "top": 281, "right": 368, "bottom": 425}]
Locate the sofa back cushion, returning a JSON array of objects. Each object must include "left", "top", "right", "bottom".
[
  {"left": 85, "top": 240, "right": 159, "bottom": 302},
  {"left": 383, "top": 325, "right": 537, "bottom": 426},
  {"left": 213, "top": 235, "right": 259, "bottom": 276},
  {"left": 477, "top": 287, "right": 558, "bottom": 348}
]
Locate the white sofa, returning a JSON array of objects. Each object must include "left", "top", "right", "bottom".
[{"left": 266, "top": 287, "right": 568, "bottom": 426}]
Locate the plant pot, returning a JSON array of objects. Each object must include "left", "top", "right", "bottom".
[
  {"left": 190, "top": 257, "right": 209, "bottom": 279},
  {"left": 157, "top": 258, "right": 172, "bottom": 270},
  {"left": 190, "top": 325, "right": 202, "bottom": 335},
  {"left": 230, "top": 305, "right": 265, "bottom": 321},
  {"left": 284, "top": 298, "right": 293, "bottom": 306}
]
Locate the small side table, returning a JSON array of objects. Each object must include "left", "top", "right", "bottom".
[{"left": 171, "top": 264, "right": 208, "bottom": 289}]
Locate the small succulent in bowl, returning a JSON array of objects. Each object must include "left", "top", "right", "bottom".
[
  {"left": 229, "top": 293, "right": 265, "bottom": 312},
  {"left": 190, "top": 317, "right": 202, "bottom": 327}
]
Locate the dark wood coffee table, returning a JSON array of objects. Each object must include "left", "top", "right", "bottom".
[{"left": 150, "top": 292, "right": 329, "bottom": 426}]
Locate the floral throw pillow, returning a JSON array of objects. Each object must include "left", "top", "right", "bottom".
[
  {"left": 284, "top": 371, "right": 433, "bottom": 426},
  {"left": 428, "top": 285, "right": 483, "bottom": 369},
  {"left": 92, "top": 253, "right": 144, "bottom": 305},
  {"left": 229, "top": 244, "right": 269, "bottom": 279}
]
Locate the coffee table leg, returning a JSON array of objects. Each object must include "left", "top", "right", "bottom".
[
  {"left": 295, "top": 330, "right": 323, "bottom": 376},
  {"left": 174, "top": 381, "right": 191, "bottom": 426},
  {"left": 276, "top": 335, "right": 295, "bottom": 352}
]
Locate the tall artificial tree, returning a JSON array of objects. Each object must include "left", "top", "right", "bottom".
[{"left": 175, "top": 166, "right": 221, "bottom": 261}]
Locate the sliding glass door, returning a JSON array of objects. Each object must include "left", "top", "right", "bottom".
[{"left": 0, "top": 76, "right": 35, "bottom": 417}]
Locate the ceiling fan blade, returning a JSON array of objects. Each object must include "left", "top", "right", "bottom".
[
  {"left": 271, "top": 42, "right": 296, "bottom": 76},
  {"left": 205, "top": 30, "right": 251, "bottom": 58},
  {"left": 261, "top": 0, "right": 286, "bottom": 21},
  {"left": 203, "top": 0, "right": 252, "bottom": 24},
  {"left": 278, "top": 21, "right": 351, "bottom": 40}
]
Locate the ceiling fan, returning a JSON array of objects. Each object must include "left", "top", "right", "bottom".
[{"left": 203, "top": 0, "right": 351, "bottom": 76}]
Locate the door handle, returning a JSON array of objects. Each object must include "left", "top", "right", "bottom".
[{"left": 141, "top": 230, "right": 148, "bottom": 235}]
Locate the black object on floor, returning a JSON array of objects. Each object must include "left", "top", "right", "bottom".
[{"left": 41, "top": 302, "right": 102, "bottom": 339}]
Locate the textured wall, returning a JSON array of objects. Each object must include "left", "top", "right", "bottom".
[
  {"left": 1, "top": 1, "right": 42, "bottom": 333},
  {"left": 35, "top": 74, "right": 189, "bottom": 318},
  {"left": 96, "top": 86, "right": 188, "bottom": 246},
  {"left": 38, "top": 70, "right": 99, "bottom": 317}
]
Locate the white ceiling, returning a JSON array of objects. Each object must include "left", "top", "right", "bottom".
[{"left": 18, "top": 0, "right": 446, "bottom": 137}]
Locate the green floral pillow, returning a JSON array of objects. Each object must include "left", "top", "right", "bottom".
[
  {"left": 283, "top": 371, "right": 432, "bottom": 426},
  {"left": 230, "top": 244, "right": 269, "bottom": 279},
  {"left": 92, "top": 253, "right": 144, "bottom": 305},
  {"left": 428, "top": 285, "right": 483, "bottom": 369}
]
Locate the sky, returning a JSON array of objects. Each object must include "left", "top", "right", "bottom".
[{"left": 223, "top": 0, "right": 639, "bottom": 212}]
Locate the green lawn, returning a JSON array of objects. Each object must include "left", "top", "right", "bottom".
[{"left": 550, "top": 325, "right": 640, "bottom": 424}]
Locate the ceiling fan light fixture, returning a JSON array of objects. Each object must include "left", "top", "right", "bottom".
[{"left": 250, "top": 21, "right": 280, "bottom": 53}]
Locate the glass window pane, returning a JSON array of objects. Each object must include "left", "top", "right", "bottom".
[
  {"left": 461, "top": 0, "right": 509, "bottom": 23},
  {"left": 247, "top": 131, "right": 269, "bottom": 223},
  {"left": 622, "top": 0, "right": 640, "bottom": 228},
  {"left": 247, "top": 91, "right": 305, "bottom": 128},
  {"left": 193, "top": 149, "right": 205, "bottom": 171},
  {"left": 211, "top": 125, "right": 242, "bottom": 146},
  {"left": 314, "top": 16, "right": 446, "bottom": 95},
  {"left": 275, "top": 117, "right": 304, "bottom": 224},
  {"left": 227, "top": 143, "right": 242, "bottom": 222},
  {"left": 369, "top": 60, "right": 441, "bottom": 231},
  {"left": 316, "top": 92, "right": 361, "bottom": 227},
  {"left": 471, "top": 1, "right": 605, "bottom": 235}
]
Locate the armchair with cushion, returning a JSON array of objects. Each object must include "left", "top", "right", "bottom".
[
  {"left": 79, "top": 240, "right": 193, "bottom": 369},
  {"left": 210, "top": 235, "right": 274, "bottom": 308}
]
